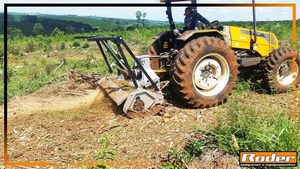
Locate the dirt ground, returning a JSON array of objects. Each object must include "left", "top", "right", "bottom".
[
  {"left": 0, "top": 78, "right": 244, "bottom": 168},
  {"left": 2, "top": 30, "right": 299, "bottom": 168}
]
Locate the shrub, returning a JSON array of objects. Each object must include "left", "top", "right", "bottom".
[
  {"left": 96, "top": 134, "right": 116, "bottom": 169},
  {"left": 37, "top": 41, "right": 44, "bottom": 50},
  {"left": 25, "top": 41, "right": 35, "bottom": 53},
  {"left": 60, "top": 42, "right": 66, "bottom": 50},
  {"left": 82, "top": 42, "right": 89, "bottom": 48},
  {"left": 72, "top": 41, "right": 81, "bottom": 47},
  {"left": 43, "top": 39, "right": 52, "bottom": 52},
  {"left": 8, "top": 45, "right": 21, "bottom": 56}
]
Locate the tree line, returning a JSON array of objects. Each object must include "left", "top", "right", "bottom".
[{"left": 2, "top": 14, "right": 96, "bottom": 39}]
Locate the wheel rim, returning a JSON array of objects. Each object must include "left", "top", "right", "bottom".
[
  {"left": 276, "top": 60, "right": 298, "bottom": 86},
  {"left": 193, "top": 53, "right": 230, "bottom": 96}
]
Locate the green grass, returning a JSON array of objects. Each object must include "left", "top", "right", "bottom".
[
  {"left": 4, "top": 26, "right": 167, "bottom": 103},
  {"left": 1, "top": 49, "right": 111, "bottom": 103},
  {"left": 210, "top": 104, "right": 299, "bottom": 154},
  {"left": 2, "top": 26, "right": 169, "bottom": 104},
  {"left": 162, "top": 95, "right": 299, "bottom": 168}
]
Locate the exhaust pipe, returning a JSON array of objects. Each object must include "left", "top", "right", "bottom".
[{"left": 252, "top": 0, "right": 257, "bottom": 45}]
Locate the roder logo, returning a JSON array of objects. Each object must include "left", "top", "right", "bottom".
[{"left": 240, "top": 152, "right": 298, "bottom": 167}]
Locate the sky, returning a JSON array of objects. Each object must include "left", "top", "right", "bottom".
[{"left": 2, "top": 0, "right": 300, "bottom": 22}]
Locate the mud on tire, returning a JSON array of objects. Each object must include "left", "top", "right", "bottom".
[
  {"left": 172, "top": 36, "right": 239, "bottom": 108},
  {"left": 263, "top": 47, "right": 300, "bottom": 93},
  {"left": 147, "top": 44, "right": 160, "bottom": 70}
]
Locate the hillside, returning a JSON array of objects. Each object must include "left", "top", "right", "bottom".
[
  {"left": 3, "top": 13, "right": 169, "bottom": 36},
  {"left": 40, "top": 14, "right": 169, "bottom": 31},
  {"left": 2, "top": 12, "right": 299, "bottom": 39},
  {"left": 5, "top": 13, "right": 96, "bottom": 37}
]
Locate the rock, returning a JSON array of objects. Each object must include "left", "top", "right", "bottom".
[
  {"left": 50, "top": 51, "right": 59, "bottom": 57},
  {"left": 29, "top": 132, "right": 35, "bottom": 138},
  {"left": 14, "top": 152, "right": 23, "bottom": 158},
  {"left": 163, "top": 112, "right": 172, "bottom": 118},
  {"left": 80, "top": 50, "right": 88, "bottom": 55},
  {"left": 14, "top": 66, "right": 24, "bottom": 69}
]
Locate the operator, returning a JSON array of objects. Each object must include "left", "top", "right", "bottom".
[{"left": 183, "top": 6, "right": 214, "bottom": 30}]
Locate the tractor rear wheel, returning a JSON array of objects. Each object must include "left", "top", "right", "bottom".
[
  {"left": 172, "top": 36, "right": 238, "bottom": 108},
  {"left": 263, "top": 47, "right": 300, "bottom": 93}
]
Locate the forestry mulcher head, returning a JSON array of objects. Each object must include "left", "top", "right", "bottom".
[{"left": 77, "top": 36, "right": 164, "bottom": 118}]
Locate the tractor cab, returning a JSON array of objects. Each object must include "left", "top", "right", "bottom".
[
  {"left": 148, "top": 0, "right": 226, "bottom": 69},
  {"left": 148, "top": 0, "right": 278, "bottom": 70}
]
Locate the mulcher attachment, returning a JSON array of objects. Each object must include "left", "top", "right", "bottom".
[{"left": 77, "top": 35, "right": 163, "bottom": 118}]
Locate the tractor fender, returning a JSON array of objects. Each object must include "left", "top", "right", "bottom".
[
  {"left": 148, "top": 31, "right": 174, "bottom": 55},
  {"left": 152, "top": 31, "right": 171, "bottom": 40},
  {"left": 176, "top": 30, "right": 226, "bottom": 42}
]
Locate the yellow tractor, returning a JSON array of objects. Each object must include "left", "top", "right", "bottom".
[
  {"left": 81, "top": 0, "right": 299, "bottom": 118},
  {"left": 147, "top": 0, "right": 300, "bottom": 108}
]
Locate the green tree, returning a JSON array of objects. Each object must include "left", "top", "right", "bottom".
[
  {"left": 21, "top": 15, "right": 37, "bottom": 23},
  {"left": 65, "top": 26, "right": 75, "bottom": 34},
  {"left": 51, "top": 27, "right": 64, "bottom": 36},
  {"left": 32, "top": 23, "right": 45, "bottom": 36},
  {"left": 136, "top": 11, "right": 147, "bottom": 26},
  {"left": 142, "top": 12, "right": 147, "bottom": 25},
  {"left": 136, "top": 11, "right": 142, "bottom": 24},
  {"left": 7, "top": 27, "right": 24, "bottom": 39}
]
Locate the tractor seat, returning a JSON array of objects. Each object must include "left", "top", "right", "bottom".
[{"left": 216, "top": 25, "right": 224, "bottom": 31}]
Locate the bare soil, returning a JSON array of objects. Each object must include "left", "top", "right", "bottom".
[
  {"left": 0, "top": 78, "right": 242, "bottom": 168},
  {"left": 0, "top": 77, "right": 295, "bottom": 168}
]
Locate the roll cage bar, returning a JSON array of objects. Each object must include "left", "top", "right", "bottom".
[{"left": 161, "top": 0, "right": 257, "bottom": 49}]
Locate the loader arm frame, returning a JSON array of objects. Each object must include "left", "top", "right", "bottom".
[{"left": 77, "top": 35, "right": 160, "bottom": 91}]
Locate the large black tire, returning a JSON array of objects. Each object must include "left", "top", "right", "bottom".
[
  {"left": 172, "top": 36, "right": 238, "bottom": 108},
  {"left": 263, "top": 47, "right": 300, "bottom": 93}
]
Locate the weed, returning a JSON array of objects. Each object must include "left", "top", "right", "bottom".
[
  {"left": 72, "top": 41, "right": 81, "bottom": 47},
  {"left": 60, "top": 42, "right": 66, "bottom": 50},
  {"left": 96, "top": 134, "right": 116, "bottom": 169},
  {"left": 8, "top": 45, "right": 21, "bottom": 56},
  {"left": 199, "top": 102, "right": 300, "bottom": 158},
  {"left": 7, "top": 67, "right": 14, "bottom": 82},
  {"left": 235, "top": 69, "right": 267, "bottom": 94},
  {"left": 43, "top": 39, "right": 53, "bottom": 52},
  {"left": 162, "top": 139, "right": 205, "bottom": 169},
  {"left": 185, "top": 139, "right": 204, "bottom": 156},
  {"left": 0, "top": 46, "right": 4, "bottom": 64},
  {"left": 25, "top": 40, "right": 35, "bottom": 53},
  {"left": 234, "top": 81, "right": 252, "bottom": 93},
  {"left": 45, "top": 63, "right": 56, "bottom": 75},
  {"left": 82, "top": 42, "right": 90, "bottom": 48}
]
